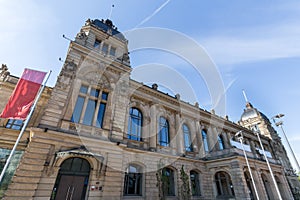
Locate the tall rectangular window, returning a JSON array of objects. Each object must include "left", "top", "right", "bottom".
[
  {"left": 159, "top": 117, "right": 169, "bottom": 147},
  {"left": 127, "top": 108, "right": 143, "bottom": 141},
  {"left": 183, "top": 124, "right": 193, "bottom": 152},
  {"left": 102, "top": 43, "right": 109, "bottom": 54},
  {"left": 190, "top": 171, "right": 201, "bottom": 196},
  {"left": 96, "top": 102, "right": 106, "bottom": 128},
  {"left": 110, "top": 47, "right": 116, "bottom": 56},
  {"left": 71, "top": 96, "right": 85, "bottom": 123},
  {"left": 83, "top": 99, "right": 97, "bottom": 125},
  {"left": 71, "top": 85, "right": 108, "bottom": 128},
  {"left": 202, "top": 129, "right": 209, "bottom": 153}
]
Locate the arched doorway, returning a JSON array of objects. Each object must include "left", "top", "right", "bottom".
[
  {"left": 51, "top": 157, "right": 91, "bottom": 200},
  {"left": 261, "top": 173, "right": 274, "bottom": 200}
]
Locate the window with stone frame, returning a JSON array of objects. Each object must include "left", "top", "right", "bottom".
[
  {"left": 127, "top": 107, "right": 143, "bottom": 141},
  {"left": 202, "top": 129, "right": 209, "bottom": 153},
  {"left": 5, "top": 119, "right": 23, "bottom": 130},
  {"left": 102, "top": 43, "right": 109, "bottom": 54},
  {"left": 94, "top": 39, "right": 101, "bottom": 49},
  {"left": 158, "top": 117, "right": 170, "bottom": 147},
  {"left": 183, "top": 124, "right": 193, "bottom": 152},
  {"left": 215, "top": 171, "right": 235, "bottom": 197},
  {"left": 190, "top": 170, "right": 201, "bottom": 196},
  {"left": 110, "top": 46, "right": 116, "bottom": 56},
  {"left": 162, "top": 167, "right": 175, "bottom": 196},
  {"left": 71, "top": 85, "right": 108, "bottom": 128},
  {"left": 218, "top": 134, "right": 225, "bottom": 150},
  {"left": 123, "top": 164, "right": 143, "bottom": 196}
]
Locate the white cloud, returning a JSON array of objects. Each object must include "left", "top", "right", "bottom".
[{"left": 200, "top": 23, "right": 300, "bottom": 66}]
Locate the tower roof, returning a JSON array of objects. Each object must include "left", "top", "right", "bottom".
[{"left": 89, "top": 19, "right": 126, "bottom": 41}]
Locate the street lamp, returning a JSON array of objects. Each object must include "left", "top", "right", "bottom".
[
  {"left": 235, "top": 131, "right": 260, "bottom": 200},
  {"left": 272, "top": 114, "right": 300, "bottom": 173},
  {"left": 253, "top": 125, "right": 282, "bottom": 200}
]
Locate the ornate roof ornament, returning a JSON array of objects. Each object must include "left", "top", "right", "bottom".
[{"left": 0, "top": 64, "right": 10, "bottom": 81}]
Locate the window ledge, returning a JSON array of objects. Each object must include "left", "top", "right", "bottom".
[
  {"left": 122, "top": 195, "right": 145, "bottom": 200},
  {"left": 60, "top": 119, "right": 109, "bottom": 139}
]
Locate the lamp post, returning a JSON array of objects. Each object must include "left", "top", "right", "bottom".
[
  {"left": 235, "top": 131, "right": 260, "bottom": 200},
  {"left": 253, "top": 126, "right": 282, "bottom": 200},
  {"left": 272, "top": 114, "right": 300, "bottom": 173}
]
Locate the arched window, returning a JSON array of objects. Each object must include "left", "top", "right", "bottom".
[
  {"left": 162, "top": 167, "right": 175, "bottom": 196},
  {"left": 159, "top": 117, "right": 170, "bottom": 147},
  {"left": 127, "top": 107, "right": 143, "bottom": 141},
  {"left": 124, "top": 164, "right": 143, "bottom": 196},
  {"left": 190, "top": 170, "right": 201, "bottom": 196},
  {"left": 215, "top": 171, "right": 235, "bottom": 198},
  {"left": 202, "top": 129, "right": 209, "bottom": 153},
  {"left": 183, "top": 124, "right": 193, "bottom": 152},
  {"left": 218, "top": 135, "right": 225, "bottom": 150}
]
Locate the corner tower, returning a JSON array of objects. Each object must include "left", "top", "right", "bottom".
[
  {"left": 39, "top": 19, "right": 132, "bottom": 141},
  {"left": 239, "top": 102, "right": 293, "bottom": 169},
  {"left": 239, "top": 102, "right": 277, "bottom": 139}
]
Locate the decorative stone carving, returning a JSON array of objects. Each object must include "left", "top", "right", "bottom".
[
  {"left": 122, "top": 52, "right": 130, "bottom": 63},
  {"left": 83, "top": 72, "right": 110, "bottom": 89},
  {"left": 107, "top": 28, "right": 112, "bottom": 35},
  {"left": 76, "top": 31, "right": 88, "bottom": 45},
  {"left": 85, "top": 18, "right": 92, "bottom": 26},
  {"left": 76, "top": 31, "right": 87, "bottom": 40},
  {"left": 0, "top": 64, "right": 10, "bottom": 81},
  {"left": 63, "top": 60, "right": 77, "bottom": 71}
]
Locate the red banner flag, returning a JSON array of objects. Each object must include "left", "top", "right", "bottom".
[{"left": 0, "top": 68, "right": 46, "bottom": 119}]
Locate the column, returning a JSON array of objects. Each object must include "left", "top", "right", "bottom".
[
  {"left": 175, "top": 113, "right": 184, "bottom": 155},
  {"left": 149, "top": 104, "right": 157, "bottom": 151}
]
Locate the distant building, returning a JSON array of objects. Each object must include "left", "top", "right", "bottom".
[{"left": 0, "top": 19, "right": 299, "bottom": 200}]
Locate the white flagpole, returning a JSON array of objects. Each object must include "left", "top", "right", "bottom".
[
  {"left": 0, "top": 70, "right": 52, "bottom": 183},
  {"left": 254, "top": 129, "right": 282, "bottom": 200}
]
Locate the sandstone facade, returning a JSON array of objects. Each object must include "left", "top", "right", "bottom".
[{"left": 0, "top": 19, "right": 299, "bottom": 200}]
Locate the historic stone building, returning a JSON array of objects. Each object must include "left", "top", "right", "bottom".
[{"left": 0, "top": 19, "right": 299, "bottom": 200}]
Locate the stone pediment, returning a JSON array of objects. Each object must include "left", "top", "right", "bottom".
[
  {"left": 46, "top": 146, "right": 104, "bottom": 177},
  {"left": 56, "top": 146, "right": 104, "bottom": 161}
]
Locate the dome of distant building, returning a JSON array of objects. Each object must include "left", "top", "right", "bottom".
[
  {"left": 240, "top": 102, "right": 270, "bottom": 122},
  {"left": 241, "top": 102, "right": 259, "bottom": 121}
]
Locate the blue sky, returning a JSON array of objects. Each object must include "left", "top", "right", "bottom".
[{"left": 1, "top": 0, "right": 299, "bottom": 170}]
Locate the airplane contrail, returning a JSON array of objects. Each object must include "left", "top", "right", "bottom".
[{"left": 135, "top": 0, "right": 171, "bottom": 28}]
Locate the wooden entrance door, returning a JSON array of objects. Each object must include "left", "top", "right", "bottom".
[
  {"left": 55, "top": 175, "right": 86, "bottom": 200},
  {"left": 52, "top": 157, "right": 91, "bottom": 200}
]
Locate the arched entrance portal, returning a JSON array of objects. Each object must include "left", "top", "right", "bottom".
[
  {"left": 51, "top": 157, "right": 91, "bottom": 200},
  {"left": 261, "top": 173, "right": 274, "bottom": 200}
]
